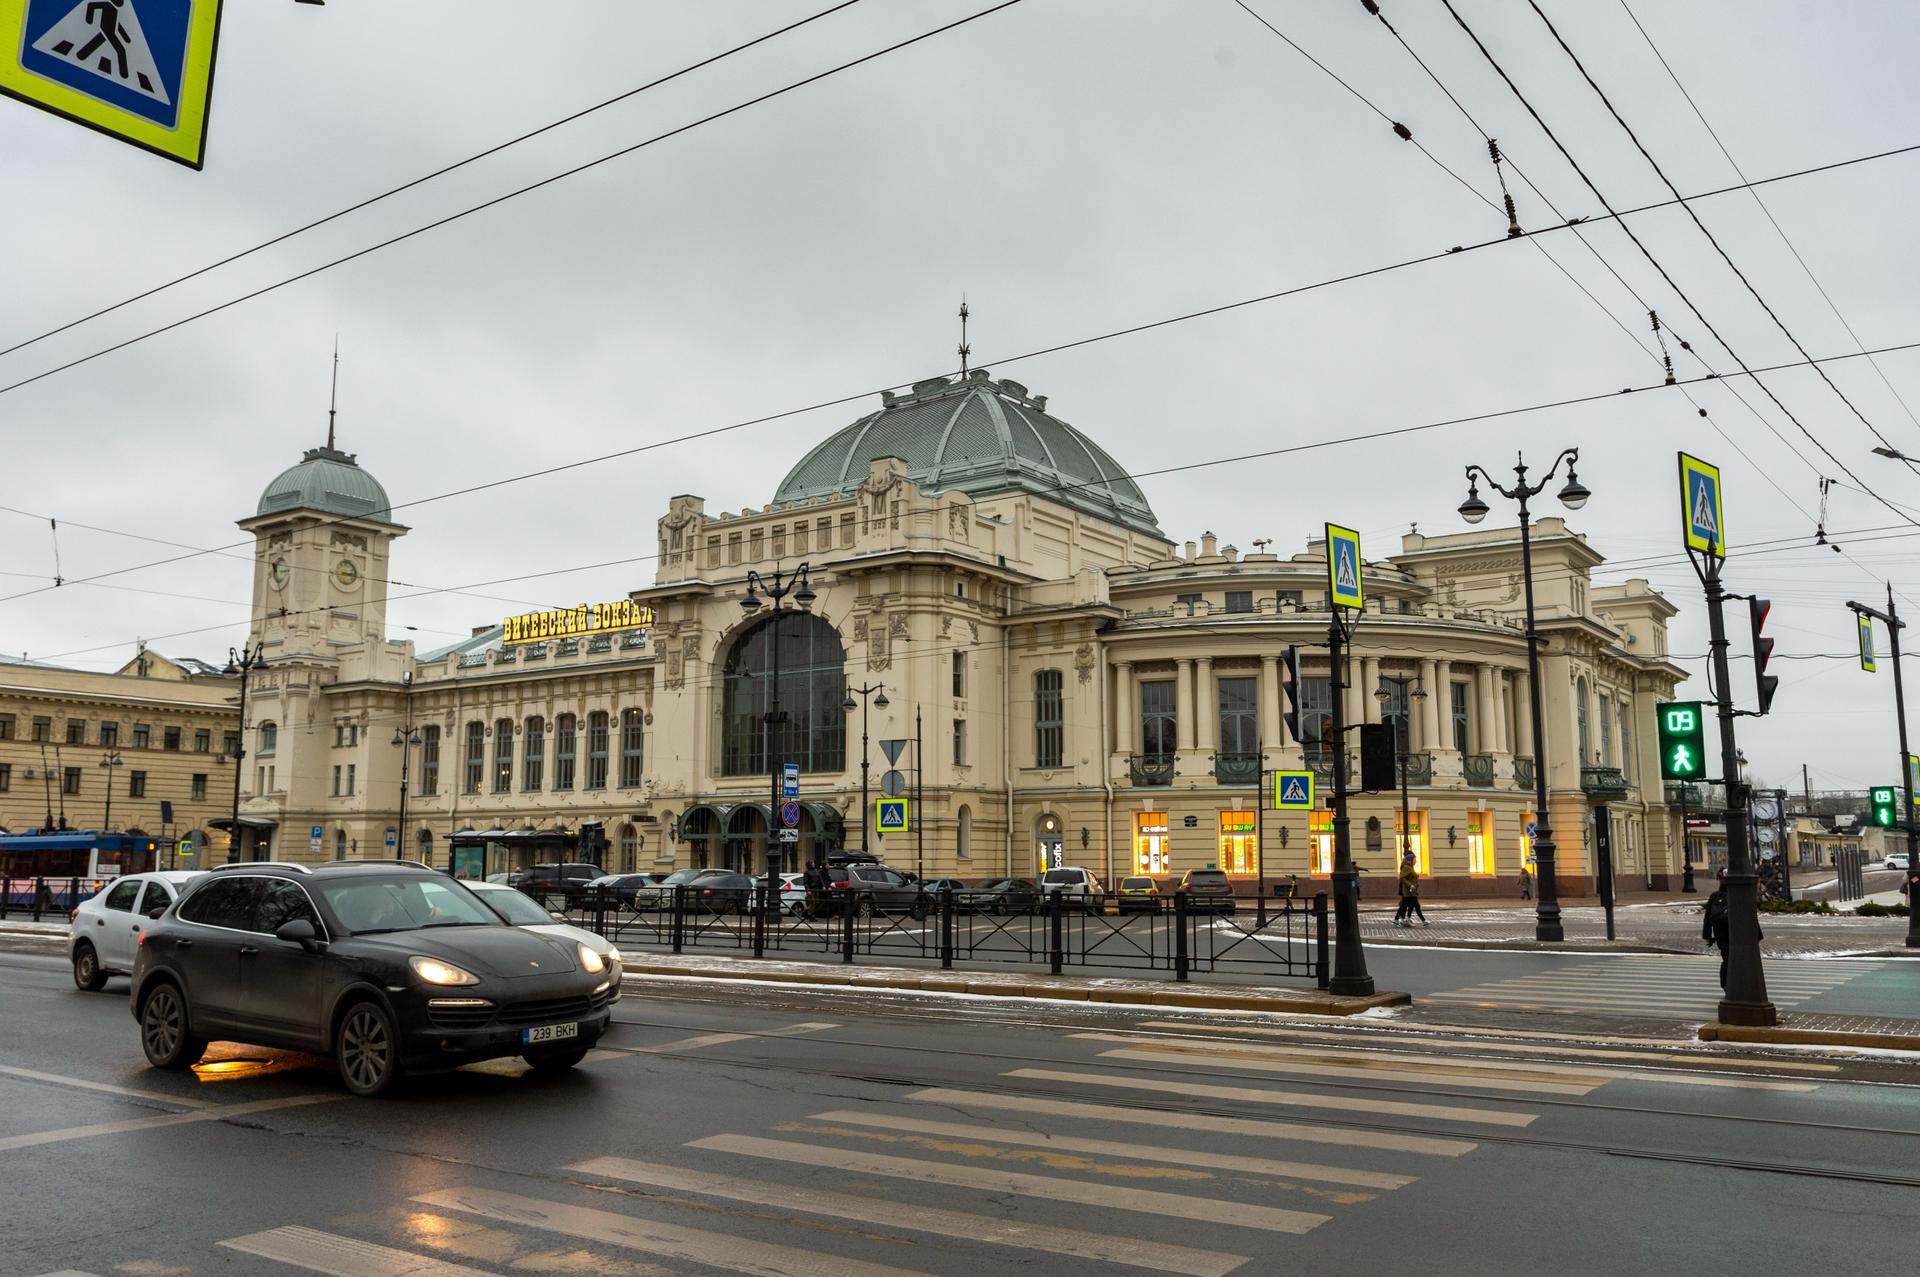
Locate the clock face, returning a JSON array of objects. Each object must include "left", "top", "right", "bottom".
[
  {"left": 269, "top": 559, "right": 289, "bottom": 588},
  {"left": 334, "top": 559, "right": 359, "bottom": 587}
]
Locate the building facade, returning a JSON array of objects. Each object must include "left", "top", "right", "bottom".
[{"left": 234, "top": 370, "right": 1691, "bottom": 894}]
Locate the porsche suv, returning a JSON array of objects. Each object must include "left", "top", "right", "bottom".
[{"left": 130, "top": 862, "right": 615, "bottom": 1096}]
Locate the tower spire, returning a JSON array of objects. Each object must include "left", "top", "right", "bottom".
[
  {"left": 326, "top": 336, "right": 339, "bottom": 451},
  {"left": 957, "top": 296, "right": 970, "bottom": 376}
]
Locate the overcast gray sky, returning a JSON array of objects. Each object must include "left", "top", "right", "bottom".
[{"left": 4, "top": 0, "right": 1918, "bottom": 791}]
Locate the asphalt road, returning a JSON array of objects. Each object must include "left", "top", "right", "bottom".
[{"left": 4, "top": 950, "right": 1918, "bottom": 1276}]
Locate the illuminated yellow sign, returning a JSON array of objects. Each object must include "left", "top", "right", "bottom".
[{"left": 502, "top": 601, "right": 653, "bottom": 646}]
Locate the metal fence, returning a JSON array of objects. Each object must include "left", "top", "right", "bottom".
[
  {"left": 560, "top": 886, "right": 1329, "bottom": 987},
  {"left": 0, "top": 877, "right": 85, "bottom": 921}
]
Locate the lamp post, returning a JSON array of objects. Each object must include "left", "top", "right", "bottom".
[
  {"left": 97, "top": 750, "right": 123, "bottom": 832},
  {"left": 391, "top": 728, "right": 422, "bottom": 860},
  {"left": 1459, "top": 448, "right": 1590, "bottom": 942},
  {"left": 740, "top": 563, "right": 816, "bottom": 945},
  {"left": 842, "top": 683, "right": 889, "bottom": 856},
  {"left": 1375, "top": 677, "right": 1429, "bottom": 879},
  {"left": 222, "top": 643, "right": 266, "bottom": 862}
]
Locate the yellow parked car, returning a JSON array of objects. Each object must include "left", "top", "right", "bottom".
[{"left": 1116, "top": 875, "right": 1160, "bottom": 913}]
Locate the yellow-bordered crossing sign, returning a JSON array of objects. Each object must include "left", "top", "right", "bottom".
[
  {"left": 1858, "top": 613, "right": 1877, "bottom": 673},
  {"left": 1677, "top": 452, "right": 1725, "bottom": 556},
  {"left": 1325, "top": 523, "right": 1364, "bottom": 610},
  {"left": 875, "top": 798, "right": 910, "bottom": 834},
  {"left": 0, "top": 0, "right": 223, "bottom": 169}
]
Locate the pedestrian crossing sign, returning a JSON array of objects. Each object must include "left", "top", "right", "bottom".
[
  {"left": 875, "top": 798, "right": 909, "bottom": 833},
  {"left": 1325, "top": 523, "right": 1364, "bottom": 610},
  {"left": 1858, "top": 614, "right": 1876, "bottom": 673},
  {"left": 1273, "top": 770, "right": 1314, "bottom": 811},
  {"left": 0, "top": 0, "right": 224, "bottom": 169},
  {"left": 1677, "top": 452, "right": 1724, "bottom": 556}
]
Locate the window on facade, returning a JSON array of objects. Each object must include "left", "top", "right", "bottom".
[
  {"left": 620, "top": 709, "right": 644, "bottom": 787},
  {"left": 554, "top": 714, "right": 577, "bottom": 790},
  {"left": 0, "top": 763, "right": 10, "bottom": 791},
  {"left": 957, "top": 805, "right": 972, "bottom": 859},
  {"left": 1218, "top": 676, "right": 1258, "bottom": 758},
  {"left": 952, "top": 652, "right": 966, "bottom": 698},
  {"left": 66, "top": 719, "right": 85, "bottom": 744},
  {"left": 1176, "top": 593, "right": 1202, "bottom": 616},
  {"left": 586, "top": 711, "right": 610, "bottom": 789},
  {"left": 1133, "top": 810, "right": 1170, "bottom": 875},
  {"left": 1219, "top": 810, "right": 1258, "bottom": 874},
  {"left": 419, "top": 725, "right": 440, "bottom": 796},
  {"left": 0, "top": 713, "right": 14, "bottom": 740},
  {"left": 1380, "top": 677, "right": 1412, "bottom": 754},
  {"left": 1619, "top": 706, "right": 1632, "bottom": 783},
  {"left": 523, "top": 717, "right": 544, "bottom": 790},
  {"left": 346, "top": 764, "right": 356, "bottom": 797},
  {"left": 332, "top": 765, "right": 341, "bottom": 797},
  {"left": 335, "top": 829, "right": 347, "bottom": 860},
  {"left": 128, "top": 771, "right": 146, "bottom": 798},
  {"left": 1467, "top": 811, "right": 1492, "bottom": 874},
  {"left": 1225, "top": 591, "right": 1253, "bottom": 614},
  {"left": 1139, "top": 680, "right": 1177, "bottom": 760},
  {"left": 257, "top": 722, "right": 276, "bottom": 755},
  {"left": 952, "top": 719, "right": 967, "bottom": 766},
  {"left": 1576, "top": 677, "right": 1591, "bottom": 763},
  {"left": 1277, "top": 590, "right": 1303, "bottom": 609},
  {"left": 163, "top": 726, "right": 180, "bottom": 751},
  {"left": 32, "top": 716, "right": 51, "bottom": 742},
  {"left": 193, "top": 728, "right": 210, "bottom": 752},
  {"left": 1300, "top": 676, "right": 1332, "bottom": 755},
  {"left": 720, "top": 612, "right": 848, "bottom": 776},
  {"left": 1396, "top": 809, "right": 1429, "bottom": 874},
  {"left": 222, "top": 731, "right": 239, "bottom": 758},
  {"left": 191, "top": 773, "right": 208, "bottom": 800},
  {"left": 62, "top": 766, "right": 81, "bottom": 794},
  {"left": 619, "top": 824, "right": 639, "bottom": 874},
  {"left": 493, "top": 719, "right": 514, "bottom": 793},
  {"left": 98, "top": 721, "right": 117, "bottom": 746},
  {"left": 1598, "top": 692, "right": 1612, "bottom": 765},
  {"left": 1311, "top": 810, "right": 1335, "bottom": 874},
  {"left": 1451, "top": 683, "right": 1470, "bottom": 753},
  {"left": 1033, "top": 670, "right": 1064, "bottom": 768},
  {"left": 463, "top": 722, "right": 484, "bottom": 795},
  {"left": 130, "top": 723, "right": 148, "bottom": 748}
]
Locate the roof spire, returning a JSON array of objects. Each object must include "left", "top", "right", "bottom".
[
  {"left": 957, "top": 296, "right": 970, "bottom": 376},
  {"left": 326, "top": 335, "right": 340, "bottom": 451}
]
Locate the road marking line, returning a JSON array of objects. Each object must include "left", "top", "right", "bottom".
[
  {"left": 416, "top": 1185, "right": 932, "bottom": 1277},
  {"left": 1098, "top": 1047, "right": 1597, "bottom": 1097},
  {"left": 909, "top": 1087, "right": 1477, "bottom": 1156},
  {"left": 1004, "top": 1068, "right": 1537, "bottom": 1128},
  {"left": 570, "top": 1154, "right": 1251, "bottom": 1277},
  {"left": 687, "top": 1134, "right": 1332, "bottom": 1234},
  {"left": 628, "top": 1020, "right": 836, "bottom": 1055},
  {"left": 0, "top": 1063, "right": 217, "bottom": 1109},
  {"left": 0, "top": 1093, "right": 341, "bottom": 1152},
  {"left": 220, "top": 1226, "right": 499, "bottom": 1276},
  {"left": 804, "top": 1109, "right": 1412, "bottom": 1190},
  {"left": 30, "top": 1270, "right": 105, "bottom": 1276},
  {"left": 1075, "top": 1034, "right": 1601, "bottom": 1087}
]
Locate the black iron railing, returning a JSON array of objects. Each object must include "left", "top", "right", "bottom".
[
  {"left": 0, "top": 876, "right": 86, "bottom": 920},
  {"left": 1129, "top": 752, "right": 1175, "bottom": 787},
  {"left": 1513, "top": 756, "right": 1536, "bottom": 789},
  {"left": 1213, "top": 751, "right": 1261, "bottom": 785},
  {"left": 1464, "top": 754, "right": 1496, "bottom": 787},
  {"left": 1401, "top": 751, "right": 1433, "bottom": 786},
  {"left": 1581, "top": 765, "right": 1630, "bottom": 799}
]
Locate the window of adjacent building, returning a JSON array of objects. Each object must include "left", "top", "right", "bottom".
[
  {"left": 1218, "top": 676, "right": 1258, "bottom": 760},
  {"left": 1299, "top": 676, "right": 1332, "bottom": 755},
  {"left": 0, "top": 713, "right": 13, "bottom": 739},
  {"left": 1219, "top": 810, "right": 1258, "bottom": 875},
  {"left": 346, "top": 764, "right": 356, "bottom": 797},
  {"left": 1276, "top": 590, "right": 1303, "bottom": 609},
  {"left": 620, "top": 709, "right": 644, "bottom": 788},
  {"left": 1467, "top": 811, "right": 1492, "bottom": 875},
  {"left": 839, "top": 513, "right": 855, "bottom": 546},
  {"left": 33, "top": 717, "right": 52, "bottom": 742},
  {"left": 333, "top": 724, "right": 344, "bottom": 748},
  {"left": 222, "top": 731, "right": 240, "bottom": 758},
  {"left": 1225, "top": 591, "right": 1254, "bottom": 614},
  {"left": 335, "top": 829, "right": 347, "bottom": 860},
  {"left": 163, "top": 726, "right": 181, "bottom": 751},
  {"left": 794, "top": 522, "right": 809, "bottom": 553},
  {"left": 586, "top": 711, "right": 610, "bottom": 789},
  {"left": 463, "top": 722, "right": 484, "bottom": 795},
  {"left": 772, "top": 527, "right": 786, "bottom": 558},
  {"left": 952, "top": 718, "right": 967, "bottom": 767},
  {"left": 1033, "top": 670, "right": 1064, "bottom": 768},
  {"left": 952, "top": 652, "right": 966, "bottom": 698},
  {"left": 1576, "top": 677, "right": 1591, "bottom": 763},
  {"left": 749, "top": 529, "right": 763, "bottom": 560},
  {"left": 1450, "top": 683, "right": 1470, "bottom": 753},
  {"left": 1310, "top": 809, "right": 1334, "bottom": 875},
  {"left": 419, "top": 725, "right": 440, "bottom": 796},
  {"left": 726, "top": 532, "right": 741, "bottom": 564},
  {"left": 332, "top": 765, "right": 341, "bottom": 797},
  {"left": 98, "top": 721, "right": 118, "bottom": 746},
  {"left": 0, "top": 763, "right": 9, "bottom": 791},
  {"left": 257, "top": 722, "right": 275, "bottom": 755},
  {"left": 193, "top": 728, "right": 209, "bottom": 752},
  {"left": 720, "top": 612, "right": 847, "bottom": 777},
  {"left": 1396, "top": 809, "right": 1429, "bottom": 875},
  {"left": 1380, "top": 677, "right": 1412, "bottom": 754},
  {"left": 62, "top": 766, "right": 81, "bottom": 794},
  {"left": 492, "top": 719, "right": 514, "bottom": 793},
  {"left": 191, "top": 773, "right": 207, "bottom": 801},
  {"left": 128, "top": 771, "right": 146, "bottom": 798},
  {"left": 619, "top": 824, "right": 638, "bottom": 874},
  {"left": 1598, "top": 692, "right": 1613, "bottom": 765},
  {"left": 554, "top": 714, "right": 578, "bottom": 790},
  {"left": 1176, "top": 593, "right": 1202, "bottom": 616},
  {"left": 1619, "top": 706, "right": 1632, "bottom": 783},
  {"left": 1139, "top": 680, "right": 1177, "bottom": 760},
  {"left": 957, "top": 805, "right": 972, "bottom": 860},
  {"left": 1133, "top": 810, "right": 1170, "bottom": 875},
  {"left": 523, "top": 717, "right": 544, "bottom": 790},
  {"left": 66, "top": 718, "right": 85, "bottom": 744}
]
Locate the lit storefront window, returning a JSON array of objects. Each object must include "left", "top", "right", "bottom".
[
  {"left": 1518, "top": 811, "right": 1536, "bottom": 877},
  {"left": 1309, "top": 809, "right": 1333, "bottom": 875},
  {"left": 1467, "top": 811, "right": 1492, "bottom": 875},
  {"left": 1133, "top": 811, "right": 1170, "bottom": 875},
  {"left": 1395, "top": 809, "right": 1429, "bottom": 875},
  {"left": 1218, "top": 810, "right": 1258, "bottom": 875}
]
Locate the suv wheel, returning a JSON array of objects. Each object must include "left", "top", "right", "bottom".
[
  {"left": 72, "top": 940, "right": 107, "bottom": 991},
  {"left": 337, "top": 1000, "right": 402, "bottom": 1097},
  {"left": 525, "top": 1045, "right": 589, "bottom": 1072},
  {"left": 855, "top": 897, "right": 877, "bottom": 919},
  {"left": 139, "top": 983, "right": 206, "bottom": 1069}
]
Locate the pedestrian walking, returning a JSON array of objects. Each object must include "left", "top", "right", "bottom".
[
  {"left": 1393, "top": 853, "right": 1428, "bottom": 927},
  {"left": 1702, "top": 875, "right": 1730, "bottom": 989},
  {"left": 803, "top": 860, "right": 826, "bottom": 919}
]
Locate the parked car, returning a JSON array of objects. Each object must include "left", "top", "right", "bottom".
[
  {"left": 1039, "top": 866, "right": 1104, "bottom": 910},
  {"left": 922, "top": 877, "right": 970, "bottom": 896},
  {"left": 779, "top": 871, "right": 808, "bottom": 915},
  {"left": 69, "top": 870, "right": 203, "bottom": 991},
  {"left": 1883, "top": 852, "right": 1913, "bottom": 871},
  {"left": 579, "top": 872, "right": 666, "bottom": 910},
  {"left": 130, "top": 862, "right": 614, "bottom": 1095},
  {"left": 687, "top": 870, "right": 754, "bottom": 914},
  {"left": 827, "top": 861, "right": 924, "bottom": 918},
  {"left": 464, "top": 881, "right": 621, "bottom": 1000},
  {"left": 965, "top": 878, "right": 1038, "bottom": 915},
  {"left": 518, "top": 862, "right": 601, "bottom": 906},
  {"left": 1178, "top": 867, "right": 1236, "bottom": 913},
  {"left": 1115, "top": 875, "right": 1160, "bottom": 914},
  {"left": 632, "top": 867, "right": 707, "bottom": 909}
]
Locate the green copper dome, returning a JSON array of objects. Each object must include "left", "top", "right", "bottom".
[
  {"left": 773, "top": 371, "right": 1163, "bottom": 538},
  {"left": 257, "top": 446, "right": 395, "bottom": 523}
]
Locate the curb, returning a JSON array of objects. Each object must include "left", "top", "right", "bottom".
[
  {"left": 622, "top": 960, "right": 1408, "bottom": 1017},
  {"left": 1699, "top": 1023, "right": 1920, "bottom": 1053}
]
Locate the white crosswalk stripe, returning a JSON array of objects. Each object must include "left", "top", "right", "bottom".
[
  {"left": 1006, "top": 1066, "right": 1539, "bottom": 1127},
  {"left": 220, "top": 1226, "right": 497, "bottom": 1276},
  {"left": 1094, "top": 1045, "right": 1601, "bottom": 1096},
  {"left": 1425, "top": 957, "right": 1882, "bottom": 1015}
]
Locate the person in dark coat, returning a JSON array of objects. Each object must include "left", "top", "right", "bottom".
[{"left": 1702, "top": 883, "right": 1730, "bottom": 988}]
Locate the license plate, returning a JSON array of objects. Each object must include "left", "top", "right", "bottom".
[{"left": 520, "top": 1022, "right": 579, "bottom": 1045}]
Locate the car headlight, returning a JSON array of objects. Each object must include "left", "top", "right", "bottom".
[
  {"left": 409, "top": 955, "right": 479, "bottom": 986},
  {"left": 577, "top": 944, "right": 606, "bottom": 974},
  {"left": 606, "top": 946, "right": 622, "bottom": 964}
]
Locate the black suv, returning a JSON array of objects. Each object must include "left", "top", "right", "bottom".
[
  {"left": 130, "top": 862, "right": 615, "bottom": 1096},
  {"left": 519, "top": 862, "right": 602, "bottom": 907}
]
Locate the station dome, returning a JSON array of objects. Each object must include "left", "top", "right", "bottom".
[
  {"left": 772, "top": 371, "right": 1162, "bottom": 538},
  {"left": 256, "top": 446, "right": 395, "bottom": 523}
]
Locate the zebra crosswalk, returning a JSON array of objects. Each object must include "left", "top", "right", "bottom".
[{"left": 1424, "top": 955, "right": 1883, "bottom": 1017}]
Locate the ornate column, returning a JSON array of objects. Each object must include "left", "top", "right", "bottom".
[
  {"left": 1418, "top": 658, "right": 1439, "bottom": 751},
  {"left": 1514, "top": 668, "right": 1535, "bottom": 756},
  {"left": 1259, "top": 654, "right": 1282, "bottom": 748},
  {"left": 1362, "top": 656, "right": 1382, "bottom": 723},
  {"left": 1113, "top": 661, "right": 1134, "bottom": 757},
  {"left": 1195, "top": 657, "right": 1215, "bottom": 751},
  {"left": 1175, "top": 659, "right": 1195, "bottom": 752},
  {"left": 1478, "top": 664, "right": 1498, "bottom": 753}
]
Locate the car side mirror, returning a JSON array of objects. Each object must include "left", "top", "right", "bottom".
[{"left": 275, "top": 918, "right": 323, "bottom": 953}]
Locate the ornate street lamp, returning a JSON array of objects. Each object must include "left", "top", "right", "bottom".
[
  {"left": 221, "top": 644, "right": 266, "bottom": 863},
  {"left": 740, "top": 563, "right": 816, "bottom": 953},
  {"left": 97, "top": 750, "right": 124, "bottom": 832},
  {"left": 842, "top": 683, "right": 889, "bottom": 856},
  {"left": 1459, "top": 448, "right": 1590, "bottom": 941},
  {"left": 1375, "top": 677, "right": 1428, "bottom": 883}
]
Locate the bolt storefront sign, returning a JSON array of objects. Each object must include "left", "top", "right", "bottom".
[{"left": 502, "top": 601, "right": 654, "bottom": 646}]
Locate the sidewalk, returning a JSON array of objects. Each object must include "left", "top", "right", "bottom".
[{"left": 1359, "top": 900, "right": 1914, "bottom": 957}]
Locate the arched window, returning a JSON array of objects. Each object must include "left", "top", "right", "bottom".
[
  {"left": 554, "top": 714, "right": 577, "bottom": 790},
  {"left": 463, "top": 722, "right": 484, "bottom": 795},
  {"left": 721, "top": 613, "right": 847, "bottom": 776},
  {"left": 333, "top": 828, "right": 346, "bottom": 860},
  {"left": 586, "top": 711, "right": 610, "bottom": 789},
  {"left": 957, "top": 805, "right": 972, "bottom": 860},
  {"left": 416, "top": 827, "right": 433, "bottom": 863},
  {"left": 493, "top": 719, "right": 514, "bottom": 793},
  {"left": 522, "top": 717, "right": 544, "bottom": 791},
  {"left": 619, "top": 822, "right": 638, "bottom": 873},
  {"left": 620, "top": 709, "right": 645, "bottom": 787},
  {"left": 258, "top": 721, "right": 278, "bottom": 755},
  {"left": 1575, "top": 677, "right": 1591, "bottom": 764}
]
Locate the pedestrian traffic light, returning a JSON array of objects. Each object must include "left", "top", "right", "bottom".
[
  {"left": 1871, "top": 787, "right": 1898, "bottom": 828},
  {"left": 1280, "top": 645, "right": 1302, "bottom": 743},
  {"left": 1657, "top": 701, "right": 1707, "bottom": 780},
  {"left": 1749, "top": 596, "right": 1778, "bottom": 715},
  {"left": 1358, "top": 723, "right": 1396, "bottom": 791}
]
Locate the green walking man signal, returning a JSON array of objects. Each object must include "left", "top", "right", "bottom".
[
  {"left": 1871, "top": 786, "right": 1898, "bottom": 828},
  {"left": 1657, "top": 701, "right": 1707, "bottom": 781}
]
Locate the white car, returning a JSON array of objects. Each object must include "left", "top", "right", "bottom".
[
  {"left": 1884, "top": 852, "right": 1913, "bottom": 871},
  {"left": 465, "top": 880, "right": 622, "bottom": 999},
  {"left": 780, "top": 871, "right": 807, "bottom": 915},
  {"left": 69, "top": 870, "right": 203, "bottom": 991},
  {"left": 1039, "top": 866, "right": 1104, "bottom": 910}
]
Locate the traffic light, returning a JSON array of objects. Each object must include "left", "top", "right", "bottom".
[
  {"left": 1280, "top": 645, "right": 1302, "bottom": 743},
  {"left": 1358, "top": 723, "right": 1396, "bottom": 791},
  {"left": 1749, "top": 596, "right": 1778, "bottom": 715},
  {"left": 1871, "top": 787, "right": 1898, "bottom": 828},
  {"left": 1657, "top": 701, "right": 1707, "bottom": 780}
]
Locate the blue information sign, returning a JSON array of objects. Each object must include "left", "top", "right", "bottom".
[{"left": 782, "top": 763, "right": 800, "bottom": 800}]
